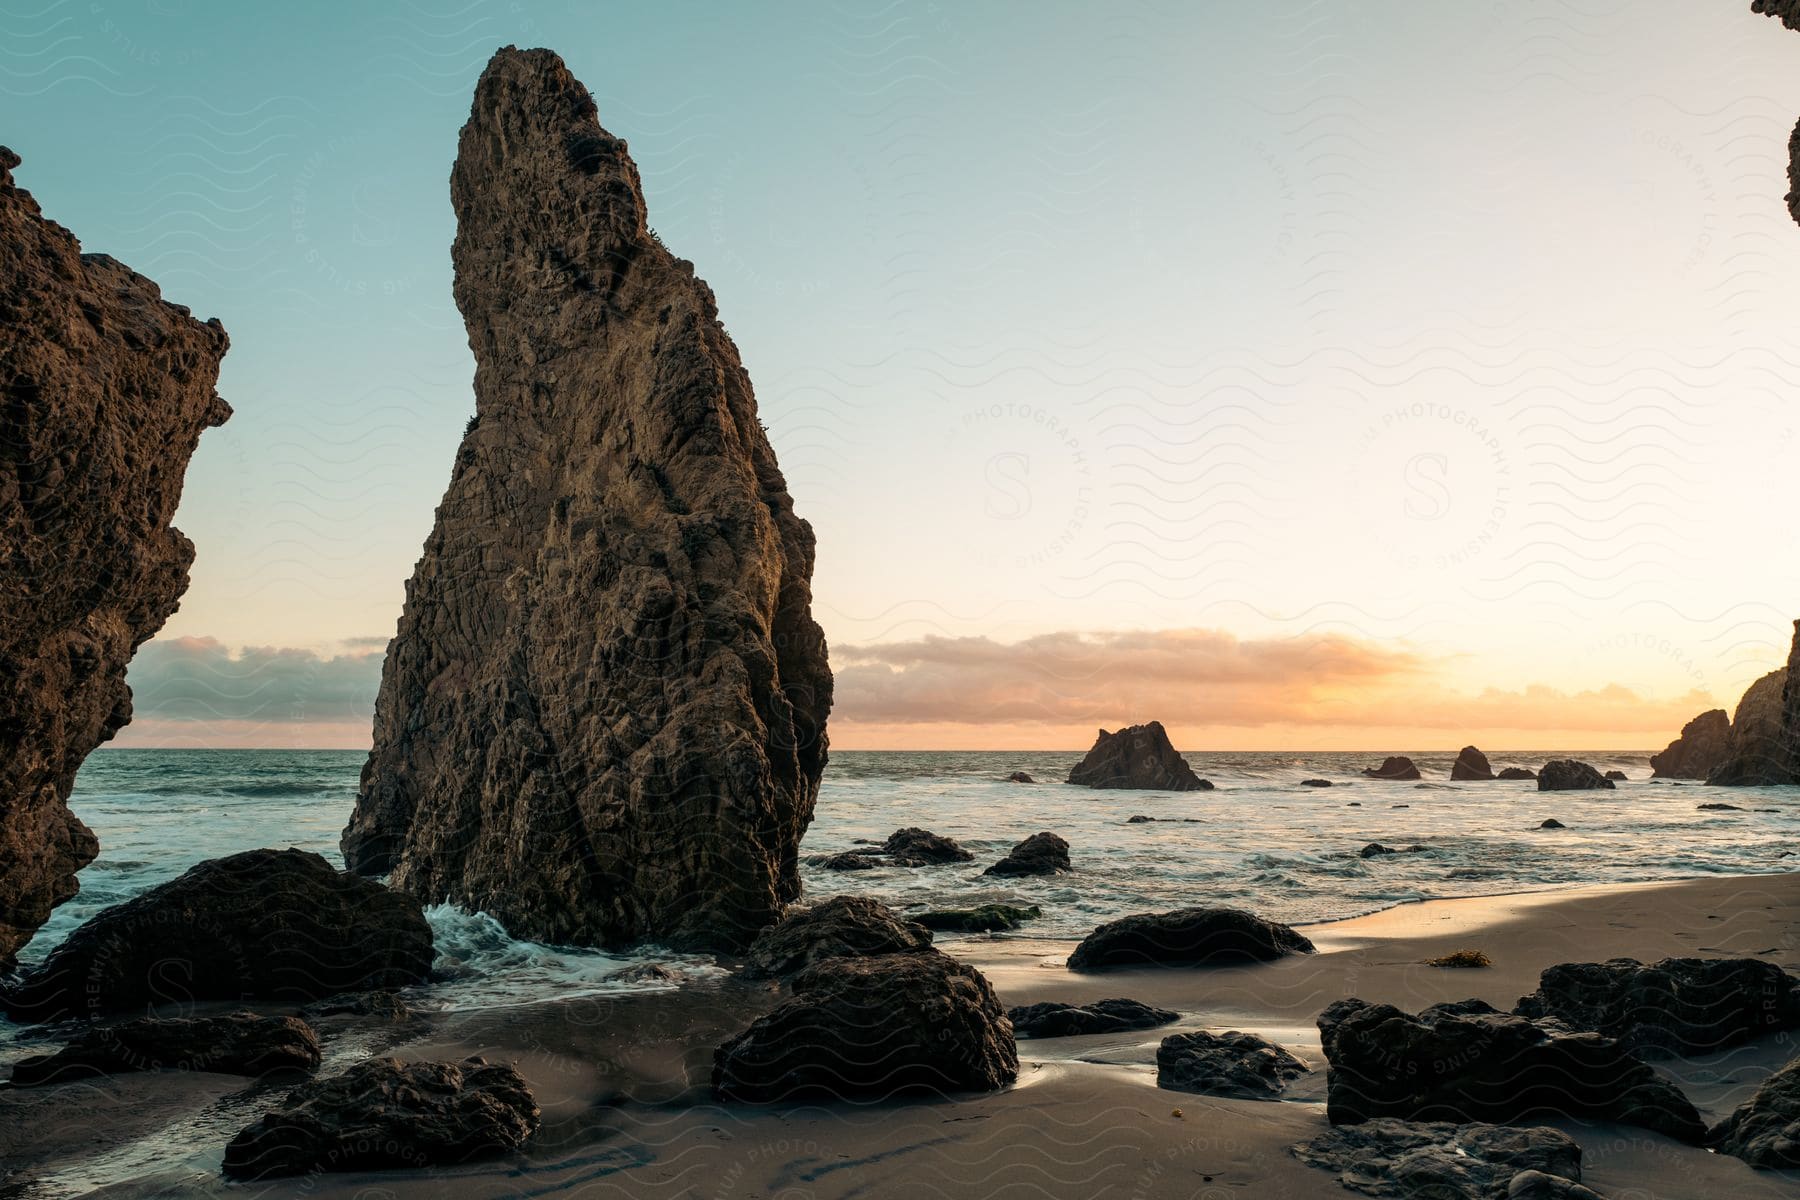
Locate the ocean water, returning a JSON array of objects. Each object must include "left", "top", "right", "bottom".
[{"left": 12, "top": 748, "right": 1798, "bottom": 1018}]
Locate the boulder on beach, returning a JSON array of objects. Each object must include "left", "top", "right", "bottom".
[
  {"left": 1651, "top": 708, "right": 1732, "bottom": 779},
  {"left": 9, "top": 1013, "right": 320, "bottom": 1086},
  {"left": 1007, "top": 997, "right": 1178, "bottom": 1038},
  {"left": 0, "top": 148, "right": 232, "bottom": 968},
  {"left": 1362, "top": 757, "right": 1422, "bottom": 781},
  {"left": 338, "top": 48, "right": 833, "bottom": 954},
  {"left": 879, "top": 827, "right": 974, "bottom": 866},
  {"left": 1710, "top": 1053, "right": 1800, "bottom": 1168},
  {"left": 1497, "top": 767, "right": 1538, "bottom": 780},
  {"left": 1708, "top": 627, "right": 1799, "bottom": 786},
  {"left": 1537, "top": 761, "right": 1615, "bottom": 792},
  {"left": 1067, "top": 906, "right": 1315, "bottom": 972},
  {"left": 741, "top": 896, "right": 931, "bottom": 980},
  {"left": 1156, "top": 1030, "right": 1309, "bottom": 1100},
  {"left": 1450, "top": 747, "right": 1495, "bottom": 781},
  {"left": 2, "top": 848, "right": 433, "bottom": 1024},
  {"left": 1291, "top": 1119, "right": 1598, "bottom": 1200},
  {"left": 222, "top": 1055, "right": 539, "bottom": 1180},
  {"left": 1513, "top": 957, "right": 1800, "bottom": 1058},
  {"left": 914, "top": 904, "right": 1040, "bottom": 933},
  {"left": 1066, "top": 722, "right": 1212, "bottom": 791},
  {"left": 1316, "top": 997, "right": 1705, "bottom": 1142},
  {"left": 982, "top": 831, "right": 1071, "bottom": 877},
  {"left": 712, "top": 951, "right": 1017, "bottom": 1102}
]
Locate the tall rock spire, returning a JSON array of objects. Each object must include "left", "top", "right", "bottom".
[{"left": 341, "top": 48, "right": 833, "bottom": 952}]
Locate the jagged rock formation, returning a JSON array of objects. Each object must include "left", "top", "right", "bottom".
[
  {"left": 1362, "top": 756, "right": 1421, "bottom": 781},
  {"left": 340, "top": 48, "right": 832, "bottom": 953},
  {"left": 10, "top": 1013, "right": 319, "bottom": 1086},
  {"left": 1067, "top": 722, "right": 1211, "bottom": 790},
  {"left": 1514, "top": 956, "right": 1800, "bottom": 1058},
  {"left": 1450, "top": 746, "right": 1494, "bottom": 781},
  {"left": 1537, "top": 760, "right": 1614, "bottom": 792},
  {"left": 0, "top": 148, "right": 231, "bottom": 966},
  {"left": 1317, "top": 997, "right": 1705, "bottom": 1143},
  {"left": 712, "top": 951, "right": 1017, "bottom": 1102},
  {"left": 1651, "top": 709, "right": 1732, "bottom": 779},
  {"left": 223, "top": 1056, "right": 539, "bottom": 1180},
  {"left": 1711, "top": 1053, "right": 1800, "bottom": 1168},
  {"left": 1008, "top": 997, "right": 1177, "bottom": 1038},
  {"left": 1157, "top": 1030, "right": 1309, "bottom": 1100},
  {"left": 1708, "top": 624, "right": 1800, "bottom": 785},
  {"left": 3, "top": 849, "right": 433, "bottom": 1023},
  {"left": 1291, "top": 1120, "right": 1599, "bottom": 1200},
  {"left": 1068, "top": 906, "right": 1314, "bottom": 971}
]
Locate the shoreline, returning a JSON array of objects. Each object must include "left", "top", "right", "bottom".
[{"left": 4, "top": 871, "right": 1796, "bottom": 1197}]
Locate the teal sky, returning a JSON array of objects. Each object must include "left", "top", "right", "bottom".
[{"left": 8, "top": 2, "right": 1800, "bottom": 748}]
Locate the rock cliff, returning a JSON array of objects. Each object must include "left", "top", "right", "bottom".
[
  {"left": 1707, "top": 624, "right": 1799, "bottom": 786},
  {"left": 340, "top": 48, "right": 832, "bottom": 953},
  {"left": 1650, "top": 709, "right": 1732, "bottom": 779},
  {"left": 0, "top": 147, "right": 231, "bottom": 966}
]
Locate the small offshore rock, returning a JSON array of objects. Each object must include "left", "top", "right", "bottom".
[
  {"left": 1008, "top": 997, "right": 1178, "bottom": 1038},
  {"left": 10, "top": 1013, "right": 320, "bottom": 1086},
  {"left": 1068, "top": 906, "right": 1315, "bottom": 971},
  {"left": 982, "top": 831, "right": 1071, "bottom": 877},
  {"left": 1362, "top": 756, "right": 1422, "bottom": 781},
  {"left": 1157, "top": 1030, "right": 1309, "bottom": 1100},
  {"left": 1497, "top": 767, "right": 1538, "bottom": 780},
  {"left": 879, "top": 827, "right": 973, "bottom": 866},
  {"left": 818, "top": 852, "right": 876, "bottom": 871},
  {"left": 1698, "top": 802, "right": 1744, "bottom": 812},
  {"left": 741, "top": 896, "right": 931, "bottom": 979},
  {"left": 221, "top": 1056, "right": 538, "bottom": 1180},
  {"left": 1537, "top": 760, "right": 1615, "bottom": 792},
  {"left": 1300, "top": 778, "right": 1334, "bottom": 787},
  {"left": 1538, "top": 818, "right": 1566, "bottom": 829},
  {"left": 1451, "top": 746, "right": 1495, "bottom": 781},
  {"left": 1006, "top": 771, "right": 1035, "bottom": 783},
  {"left": 1604, "top": 770, "right": 1628, "bottom": 781},
  {"left": 913, "top": 904, "right": 1040, "bottom": 933}
]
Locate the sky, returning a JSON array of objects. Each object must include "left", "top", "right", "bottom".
[{"left": 7, "top": 1, "right": 1800, "bottom": 750}]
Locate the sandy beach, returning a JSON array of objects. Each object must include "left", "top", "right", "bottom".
[{"left": 4, "top": 871, "right": 1793, "bottom": 1198}]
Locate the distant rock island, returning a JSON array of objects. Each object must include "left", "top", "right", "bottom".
[
  {"left": 340, "top": 48, "right": 833, "bottom": 952},
  {"left": 1067, "top": 722, "right": 1212, "bottom": 790},
  {"left": 0, "top": 148, "right": 230, "bottom": 966}
]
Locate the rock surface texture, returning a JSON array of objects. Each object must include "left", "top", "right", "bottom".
[
  {"left": 1651, "top": 709, "right": 1733, "bottom": 779},
  {"left": 1317, "top": 997, "right": 1705, "bottom": 1142},
  {"left": 9, "top": 1012, "right": 320, "bottom": 1086},
  {"left": 339, "top": 48, "right": 832, "bottom": 954},
  {"left": 1710, "top": 1052, "right": 1800, "bottom": 1168},
  {"left": 1067, "top": 906, "right": 1315, "bottom": 971},
  {"left": 740, "top": 895, "right": 931, "bottom": 980},
  {"left": 1008, "top": 997, "right": 1178, "bottom": 1038},
  {"left": 0, "top": 148, "right": 231, "bottom": 967},
  {"left": 1066, "top": 722, "right": 1211, "bottom": 790},
  {"left": 1513, "top": 956, "right": 1800, "bottom": 1058},
  {"left": 1291, "top": 1119, "right": 1598, "bottom": 1200},
  {"left": 1156, "top": 1029, "right": 1309, "bottom": 1100},
  {"left": 222, "top": 1056, "right": 539, "bottom": 1180},
  {"left": 3, "top": 848, "right": 433, "bottom": 1023},
  {"left": 1708, "top": 630, "right": 1799, "bottom": 785},
  {"left": 1451, "top": 747, "right": 1495, "bottom": 781},
  {"left": 712, "top": 951, "right": 1017, "bottom": 1102},
  {"left": 1536, "top": 761, "right": 1615, "bottom": 792}
]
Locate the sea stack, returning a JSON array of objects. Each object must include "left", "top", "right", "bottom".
[
  {"left": 1707, "top": 622, "right": 1800, "bottom": 786},
  {"left": 1067, "top": 722, "right": 1212, "bottom": 790},
  {"left": 1650, "top": 709, "right": 1732, "bottom": 780},
  {"left": 1450, "top": 746, "right": 1494, "bottom": 781},
  {"left": 0, "top": 148, "right": 231, "bottom": 966},
  {"left": 340, "top": 48, "right": 832, "bottom": 952}
]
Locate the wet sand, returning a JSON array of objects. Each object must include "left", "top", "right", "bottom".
[{"left": 5, "top": 872, "right": 1797, "bottom": 1197}]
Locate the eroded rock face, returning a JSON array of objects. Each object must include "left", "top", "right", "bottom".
[
  {"left": 0, "top": 148, "right": 231, "bottom": 967},
  {"left": 1317, "top": 997, "right": 1705, "bottom": 1143},
  {"left": 1067, "top": 906, "right": 1314, "bottom": 971},
  {"left": 1362, "top": 756, "right": 1421, "bottom": 781},
  {"left": 222, "top": 1056, "right": 539, "bottom": 1180},
  {"left": 1711, "top": 1053, "right": 1800, "bottom": 1169},
  {"left": 3, "top": 848, "right": 433, "bottom": 1023},
  {"left": 1008, "top": 997, "right": 1177, "bottom": 1038},
  {"left": 1157, "top": 1030, "right": 1309, "bottom": 1100},
  {"left": 9, "top": 1012, "right": 320, "bottom": 1086},
  {"left": 712, "top": 951, "right": 1018, "bottom": 1102},
  {"left": 340, "top": 48, "right": 832, "bottom": 953},
  {"left": 1537, "top": 760, "right": 1614, "bottom": 792},
  {"left": 1514, "top": 957, "right": 1800, "bottom": 1058},
  {"left": 1067, "top": 722, "right": 1211, "bottom": 790},
  {"left": 740, "top": 896, "right": 930, "bottom": 980},
  {"left": 1451, "top": 747, "right": 1494, "bottom": 781},
  {"left": 1709, "top": 632, "right": 1799, "bottom": 786},
  {"left": 1651, "top": 709, "right": 1733, "bottom": 779},
  {"left": 1291, "top": 1119, "right": 1597, "bottom": 1200}
]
